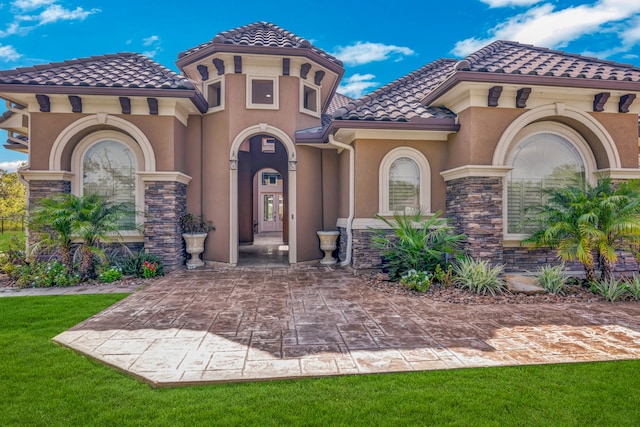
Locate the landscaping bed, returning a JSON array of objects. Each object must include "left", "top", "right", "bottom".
[{"left": 363, "top": 273, "right": 635, "bottom": 304}]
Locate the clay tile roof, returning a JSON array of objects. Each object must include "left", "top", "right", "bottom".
[
  {"left": 332, "top": 58, "right": 458, "bottom": 122},
  {"left": 0, "top": 53, "right": 195, "bottom": 90},
  {"left": 178, "top": 21, "right": 343, "bottom": 67},
  {"left": 327, "top": 92, "right": 354, "bottom": 114},
  {"left": 461, "top": 40, "right": 640, "bottom": 81}
]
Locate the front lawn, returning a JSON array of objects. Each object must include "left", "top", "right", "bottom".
[{"left": 1, "top": 295, "right": 639, "bottom": 426}]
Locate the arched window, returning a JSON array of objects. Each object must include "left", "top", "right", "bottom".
[
  {"left": 506, "top": 126, "right": 591, "bottom": 235},
  {"left": 379, "top": 147, "right": 431, "bottom": 215},
  {"left": 72, "top": 131, "right": 144, "bottom": 232},
  {"left": 83, "top": 140, "right": 137, "bottom": 229}
]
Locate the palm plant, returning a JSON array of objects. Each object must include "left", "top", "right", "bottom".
[
  {"left": 588, "top": 180, "right": 640, "bottom": 281},
  {"left": 29, "top": 194, "right": 81, "bottom": 271},
  {"left": 74, "top": 193, "right": 132, "bottom": 279},
  {"left": 371, "top": 209, "right": 464, "bottom": 281},
  {"left": 525, "top": 179, "right": 640, "bottom": 282},
  {"left": 524, "top": 183, "right": 599, "bottom": 282}
]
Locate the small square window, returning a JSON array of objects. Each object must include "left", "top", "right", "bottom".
[
  {"left": 303, "top": 85, "right": 318, "bottom": 112},
  {"left": 252, "top": 79, "right": 274, "bottom": 105},
  {"left": 207, "top": 81, "right": 222, "bottom": 108},
  {"left": 262, "top": 137, "right": 276, "bottom": 153}
]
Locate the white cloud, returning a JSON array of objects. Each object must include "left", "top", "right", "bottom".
[
  {"left": 338, "top": 73, "right": 379, "bottom": 98},
  {"left": 0, "top": 44, "right": 21, "bottom": 61},
  {"left": 12, "top": 0, "right": 56, "bottom": 11},
  {"left": 143, "top": 35, "right": 159, "bottom": 46},
  {"left": 332, "top": 42, "right": 414, "bottom": 66},
  {"left": 481, "top": 0, "right": 542, "bottom": 7},
  {"left": 0, "top": 22, "right": 29, "bottom": 38},
  {"left": 453, "top": 0, "right": 640, "bottom": 56},
  {"left": 142, "top": 35, "right": 161, "bottom": 58},
  {"left": 0, "top": 161, "right": 26, "bottom": 172},
  {"left": 38, "top": 4, "right": 97, "bottom": 25}
]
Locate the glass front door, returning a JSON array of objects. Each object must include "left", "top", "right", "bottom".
[{"left": 259, "top": 193, "right": 283, "bottom": 232}]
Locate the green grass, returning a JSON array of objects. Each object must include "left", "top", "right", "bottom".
[
  {"left": 1, "top": 295, "right": 640, "bottom": 426},
  {"left": 0, "top": 230, "right": 23, "bottom": 252}
]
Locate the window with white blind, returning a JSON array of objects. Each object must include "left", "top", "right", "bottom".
[
  {"left": 83, "top": 140, "right": 137, "bottom": 229},
  {"left": 506, "top": 132, "right": 585, "bottom": 234},
  {"left": 379, "top": 147, "right": 431, "bottom": 215}
]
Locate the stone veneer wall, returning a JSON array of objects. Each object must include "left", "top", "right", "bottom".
[
  {"left": 27, "top": 180, "right": 71, "bottom": 250},
  {"left": 144, "top": 181, "right": 187, "bottom": 272},
  {"left": 445, "top": 176, "right": 504, "bottom": 265},
  {"left": 338, "top": 227, "right": 394, "bottom": 271},
  {"left": 504, "top": 247, "right": 639, "bottom": 277}
]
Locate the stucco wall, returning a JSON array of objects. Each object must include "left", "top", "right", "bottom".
[{"left": 352, "top": 138, "right": 448, "bottom": 218}]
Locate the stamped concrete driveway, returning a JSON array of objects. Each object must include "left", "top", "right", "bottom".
[{"left": 54, "top": 267, "right": 640, "bottom": 387}]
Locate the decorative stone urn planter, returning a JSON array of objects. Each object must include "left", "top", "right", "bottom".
[
  {"left": 182, "top": 233, "right": 208, "bottom": 269},
  {"left": 317, "top": 231, "right": 340, "bottom": 265}
]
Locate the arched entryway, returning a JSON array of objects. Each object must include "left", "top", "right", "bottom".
[{"left": 229, "top": 124, "right": 297, "bottom": 265}]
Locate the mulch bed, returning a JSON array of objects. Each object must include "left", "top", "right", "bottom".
[{"left": 362, "top": 273, "right": 629, "bottom": 304}]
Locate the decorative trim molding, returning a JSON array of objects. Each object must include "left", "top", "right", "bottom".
[
  {"left": 488, "top": 86, "right": 503, "bottom": 107},
  {"left": 138, "top": 171, "right": 192, "bottom": 185},
  {"left": 379, "top": 146, "right": 431, "bottom": 215},
  {"left": 300, "top": 63, "right": 311, "bottom": 79},
  {"left": 212, "top": 58, "right": 225, "bottom": 75},
  {"left": 68, "top": 95, "right": 82, "bottom": 113},
  {"left": 196, "top": 64, "right": 209, "bottom": 81},
  {"left": 593, "top": 92, "right": 610, "bottom": 112},
  {"left": 441, "top": 165, "right": 512, "bottom": 181},
  {"left": 596, "top": 168, "right": 640, "bottom": 180},
  {"left": 337, "top": 217, "right": 436, "bottom": 230},
  {"left": 35, "top": 94, "right": 50, "bottom": 112},
  {"left": 119, "top": 97, "right": 131, "bottom": 114},
  {"left": 314, "top": 70, "right": 325, "bottom": 85},
  {"left": 20, "top": 170, "right": 74, "bottom": 182},
  {"left": 619, "top": 94, "right": 636, "bottom": 113},
  {"left": 147, "top": 98, "right": 158, "bottom": 115},
  {"left": 515, "top": 87, "right": 531, "bottom": 108}
]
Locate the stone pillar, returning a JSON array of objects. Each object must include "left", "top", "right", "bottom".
[
  {"left": 444, "top": 175, "right": 505, "bottom": 265},
  {"left": 21, "top": 172, "right": 73, "bottom": 253},
  {"left": 144, "top": 180, "right": 188, "bottom": 272}
]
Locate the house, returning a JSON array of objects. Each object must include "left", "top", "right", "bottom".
[{"left": 1, "top": 21, "right": 640, "bottom": 273}]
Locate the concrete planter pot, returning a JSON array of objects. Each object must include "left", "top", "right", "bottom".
[
  {"left": 182, "top": 233, "right": 208, "bottom": 269},
  {"left": 317, "top": 231, "right": 340, "bottom": 265}
]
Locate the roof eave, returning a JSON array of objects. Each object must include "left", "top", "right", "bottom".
[
  {"left": 0, "top": 84, "right": 209, "bottom": 114},
  {"left": 422, "top": 71, "right": 640, "bottom": 106},
  {"left": 295, "top": 118, "right": 460, "bottom": 144},
  {"left": 176, "top": 44, "right": 344, "bottom": 76}
]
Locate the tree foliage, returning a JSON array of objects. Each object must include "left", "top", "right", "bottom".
[{"left": 0, "top": 169, "right": 26, "bottom": 229}]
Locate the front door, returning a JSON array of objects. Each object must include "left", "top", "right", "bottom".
[{"left": 260, "top": 192, "right": 283, "bottom": 232}]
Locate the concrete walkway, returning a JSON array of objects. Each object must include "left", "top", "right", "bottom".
[{"left": 52, "top": 266, "right": 640, "bottom": 387}]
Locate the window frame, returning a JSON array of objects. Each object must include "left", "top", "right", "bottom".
[
  {"left": 205, "top": 76, "right": 224, "bottom": 113},
  {"left": 246, "top": 75, "right": 279, "bottom": 110},
  {"left": 378, "top": 146, "right": 431, "bottom": 216},
  {"left": 300, "top": 81, "right": 320, "bottom": 117},
  {"left": 503, "top": 122, "right": 597, "bottom": 241},
  {"left": 71, "top": 130, "right": 144, "bottom": 237}
]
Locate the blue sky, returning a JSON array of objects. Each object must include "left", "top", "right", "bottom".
[{"left": 1, "top": 0, "right": 640, "bottom": 169}]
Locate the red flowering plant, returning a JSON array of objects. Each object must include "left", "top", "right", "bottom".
[{"left": 142, "top": 260, "right": 159, "bottom": 278}]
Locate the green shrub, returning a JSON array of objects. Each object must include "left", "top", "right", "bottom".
[
  {"left": 591, "top": 279, "right": 628, "bottom": 302},
  {"left": 453, "top": 257, "right": 505, "bottom": 296},
  {"left": 433, "top": 263, "right": 454, "bottom": 287},
  {"left": 371, "top": 210, "right": 464, "bottom": 282},
  {"left": 624, "top": 276, "right": 640, "bottom": 300},
  {"left": 535, "top": 264, "right": 567, "bottom": 295},
  {"left": 15, "top": 260, "right": 80, "bottom": 288},
  {"left": 120, "top": 251, "right": 164, "bottom": 278},
  {"left": 98, "top": 266, "right": 123, "bottom": 283},
  {"left": 400, "top": 269, "right": 431, "bottom": 292}
]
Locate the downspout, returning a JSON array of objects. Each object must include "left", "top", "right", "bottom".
[{"left": 328, "top": 135, "right": 354, "bottom": 267}]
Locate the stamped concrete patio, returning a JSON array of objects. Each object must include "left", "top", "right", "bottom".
[{"left": 53, "top": 266, "right": 640, "bottom": 387}]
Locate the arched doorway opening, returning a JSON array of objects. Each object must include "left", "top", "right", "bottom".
[{"left": 230, "top": 126, "right": 296, "bottom": 266}]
